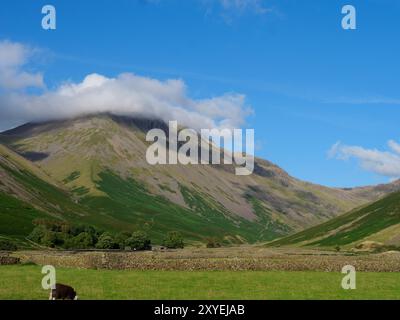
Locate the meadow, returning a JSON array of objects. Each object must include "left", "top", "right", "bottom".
[
  {"left": 1, "top": 265, "right": 400, "bottom": 300},
  {"left": 1, "top": 246, "right": 400, "bottom": 300}
]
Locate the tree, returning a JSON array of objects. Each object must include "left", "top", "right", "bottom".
[
  {"left": 28, "top": 220, "right": 108, "bottom": 249},
  {"left": 65, "top": 232, "right": 94, "bottom": 249},
  {"left": 206, "top": 238, "right": 221, "bottom": 248},
  {"left": 41, "top": 231, "right": 58, "bottom": 248},
  {"left": 115, "top": 231, "right": 131, "bottom": 249},
  {"left": 27, "top": 226, "right": 47, "bottom": 244},
  {"left": 162, "top": 231, "right": 184, "bottom": 249},
  {"left": 125, "top": 231, "right": 151, "bottom": 251},
  {"left": 96, "top": 233, "right": 118, "bottom": 249},
  {"left": 0, "top": 240, "right": 17, "bottom": 251},
  {"left": 69, "top": 224, "right": 102, "bottom": 242},
  {"left": 28, "top": 225, "right": 64, "bottom": 248}
]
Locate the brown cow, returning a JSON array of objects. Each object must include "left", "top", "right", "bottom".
[{"left": 49, "top": 283, "right": 78, "bottom": 300}]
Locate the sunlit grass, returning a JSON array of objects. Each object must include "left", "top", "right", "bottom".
[{"left": 0, "top": 265, "right": 399, "bottom": 300}]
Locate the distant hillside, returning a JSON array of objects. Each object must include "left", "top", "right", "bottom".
[
  {"left": 1, "top": 113, "right": 399, "bottom": 244},
  {"left": 0, "top": 144, "right": 88, "bottom": 239},
  {"left": 268, "top": 191, "right": 400, "bottom": 248},
  {"left": 0, "top": 142, "right": 283, "bottom": 244}
]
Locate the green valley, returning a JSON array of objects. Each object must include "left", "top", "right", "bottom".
[{"left": 269, "top": 191, "right": 400, "bottom": 249}]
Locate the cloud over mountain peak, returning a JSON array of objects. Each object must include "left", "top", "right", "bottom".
[{"left": 0, "top": 40, "right": 252, "bottom": 131}]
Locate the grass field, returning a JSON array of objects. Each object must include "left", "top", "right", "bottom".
[{"left": 1, "top": 265, "right": 400, "bottom": 300}]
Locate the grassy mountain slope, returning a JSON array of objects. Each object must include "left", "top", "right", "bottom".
[
  {"left": 268, "top": 191, "right": 400, "bottom": 248},
  {"left": 0, "top": 141, "right": 295, "bottom": 243},
  {"left": 1, "top": 114, "right": 399, "bottom": 244},
  {"left": 0, "top": 144, "right": 89, "bottom": 239},
  {"left": 0, "top": 143, "right": 287, "bottom": 244}
]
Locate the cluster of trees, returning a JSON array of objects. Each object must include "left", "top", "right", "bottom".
[
  {"left": 162, "top": 231, "right": 184, "bottom": 249},
  {"left": 206, "top": 238, "right": 222, "bottom": 248},
  {"left": 27, "top": 219, "right": 185, "bottom": 250},
  {"left": 0, "top": 239, "right": 18, "bottom": 251}
]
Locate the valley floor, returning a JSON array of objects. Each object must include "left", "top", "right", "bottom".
[{"left": 1, "top": 265, "right": 400, "bottom": 300}]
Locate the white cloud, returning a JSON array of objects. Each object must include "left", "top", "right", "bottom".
[
  {"left": 146, "top": 0, "right": 272, "bottom": 17},
  {"left": 219, "top": 0, "right": 270, "bottom": 14},
  {"left": 201, "top": 0, "right": 273, "bottom": 23},
  {"left": 329, "top": 141, "right": 400, "bottom": 179},
  {"left": 0, "top": 40, "right": 44, "bottom": 90},
  {"left": 0, "top": 41, "right": 252, "bottom": 131},
  {"left": 388, "top": 140, "right": 400, "bottom": 155},
  {"left": 192, "top": 93, "right": 253, "bottom": 128}
]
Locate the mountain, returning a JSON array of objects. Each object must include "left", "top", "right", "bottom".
[
  {"left": 1, "top": 113, "right": 399, "bottom": 244},
  {"left": 0, "top": 143, "right": 89, "bottom": 241},
  {"left": 268, "top": 190, "right": 400, "bottom": 249}
]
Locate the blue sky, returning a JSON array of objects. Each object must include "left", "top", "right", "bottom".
[{"left": 1, "top": 0, "right": 400, "bottom": 187}]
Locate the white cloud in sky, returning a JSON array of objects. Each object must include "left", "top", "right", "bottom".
[
  {"left": 388, "top": 140, "right": 400, "bottom": 155},
  {"left": 146, "top": 0, "right": 272, "bottom": 17},
  {"left": 0, "top": 40, "right": 44, "bottom": 90},
  {"left": 219, "top": 0, "right": 270, "bottom": 14},
  {"left": 0, "top": 40, "right": 252, "bottom": 131},
  {"left": 329, "top": 141, "right": 400, "bottom": 179},
  {"left": 201, "top": 0, "right": 273, "bottom": 23}
]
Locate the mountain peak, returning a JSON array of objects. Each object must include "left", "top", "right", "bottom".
[{"left": 0, "top": 113, "right": 169, "bottom": 138}]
